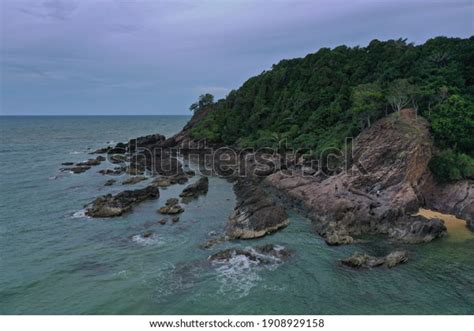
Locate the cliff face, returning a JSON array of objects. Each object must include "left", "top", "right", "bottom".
[{"left": 264, "top": 110, "right": 471, "bottom": 243}]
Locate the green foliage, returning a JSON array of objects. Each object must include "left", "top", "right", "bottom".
[
  {"left": 188, "top": 37, "right": 474, "bottom": 181},
  {"left": 429, "top": 150, "right": 474, "bottom": 182},
  {"left": 429, "top": 94, "right": 474, "bottom": 153},
  {"left": 189, "top": 93, "right": 215, "bottom": 113}
]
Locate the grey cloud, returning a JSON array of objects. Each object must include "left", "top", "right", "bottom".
[{"left": 1, "top": 0, "right": 473, "bottom": 115}]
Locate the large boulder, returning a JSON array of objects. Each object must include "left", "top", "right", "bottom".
[
  {"left": 341, "top": 250, "right": 408, "bottom": 269},
  {"left": 226, "top": 180, "right": 289, "bottom": 239},
  {"left": 180, "top": 176, "right": 209, "bottom": 199}
]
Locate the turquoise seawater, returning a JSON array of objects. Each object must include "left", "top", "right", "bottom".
[{"left": 0, "top": 116, "right": 473, "bottom": 314}]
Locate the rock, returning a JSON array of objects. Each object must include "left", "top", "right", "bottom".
[
  {"left": 61, "top": 165, "right": 91, "bottom": 174},
  {"left": 109, "top": 154, "right": 127, "bottom": 164},
  {"left": 341, "top": 250, "right": 408, "bottom": 269},
  {"left": 226, "top": 180, "right": 289, "bottom": 239},
  {"left": 208, "top": 244, "right": 292, "bottom": 264},
  {"left": 387, "top": 215, "right": 447, "bottom": 243},
  {"left": 165, "top": 198, "right": 179, "bottom": 206},
  {"left": 126, "top": 167, "right": 145, "bottom": 175},
  {"left": 325, "top": 233, "right": 354, "bottom": 246},
  {"left": 76, "top": 157, "right": 102, "bottom": 166},
  {"left": 385, "top": 251, "right": 409, "bottom": 268},
  {"left": 143, "top": 231, "right": 153, "bottom": 238},
  {"left": 158, "top": 219, "right": 167, "bottom": 225},
  {"left": 158, "top": 204, "right": 184, "bottom": 215},
  {"left": 61, "top": 162, "right": 74, "bottom": 166},
  {"left": 151, "top": 177, "right": 171, "bottom": 187},
  {"left": 263, "top": 113, "right": 446, "bottom": 244},
  {"left": 172, "top": 216, "right": 180, "bottom": 223},
  {"left": 122, "top": 176, "right": 147, "bottom": 185},
  {"left": 96, "top": 155, "right": 106, "bottom": 162},
  {"left": 419, "top": 174, "right": 474, "bottom": 231},
  {"left": 90, "top": 146, "right": 112, "bottom": 154},
  {"left": 104, "top": 179, "right": 116, "bottom": 186},
  {"left": 98, "top": 167, "right": 125, "bottom": 175},
  {"left": 179, "top": 177, "right": 209, "bottom": 199},
  {"left": 85, "top": 185, "right": 159, "bottom": 218},
  {"left": 199, "top": 235, "right": 226, "bottom": 249},
  {"left": 185, "top": 170, "right": 196, "bottom": 177}
]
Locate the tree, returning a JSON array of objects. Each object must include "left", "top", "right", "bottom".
[
  {"left": 189, "top": 93, "right": 215, "bottom": 113},
  {"left": 386, "top": 79, "right": 420, "bottom": 112},
  {"left": 351, "top": 83, "right": 384, "bottom": 128}
]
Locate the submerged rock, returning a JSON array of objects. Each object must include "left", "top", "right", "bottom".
[
  {"left": 85, "top": 185, "right": 159, "bottom": 218},
  {"left": 61, "top": 162, "right": 74, "bottom": 166},
  {"left": 208, "top": 244, "right": 292, "bottom": 264},
  {"left": 104, "top": 179, "right": 116, "bottom": 186},
  {"left": 143, "top": 231, "right": 154, "bottom": 238},
  {"left": 199, "top": 235, "right": 226, "bottom": 249},
  {"left": 341, "top": 250, "right": 408, "bottom": 269},
  {"left": 172, "top": 216, "right": 180, "bottom": 223},
  {"left": 179, "top": 176, "right": 209, "bottom": 199},
  {"left": 158, "top": 219, "right": 167, "bottom": 225},
  {"left": 61, "top": 165, "right": 91, "bottom": 174},
  {"left": 152, "top": 177, "right": 172, "bottom": 188},
  {"left": 122, "top": 176, "right": 147, "bottom": 185},
  {"left": 98, "top": 167, "right": 125, "bottom": 175}
]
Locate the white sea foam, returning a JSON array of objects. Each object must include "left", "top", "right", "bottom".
[
  {"left": 71, "top": 209, "right": 89, "bottom": 219},
  {"left": 215, "top": 253, "right": 261, "bottom": 298},
  {"left": 69, "top": 151, "right": 83, "bottom": 155},
  {"left": 131, "top": 234, "right": 165, "bottom": 247},
  {"left": 212, "top": 246, "right": 286, "bottom": 298}
]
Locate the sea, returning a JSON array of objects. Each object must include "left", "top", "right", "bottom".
[{"left": 0, "top": 116, "right": 473, "bottom": 314}]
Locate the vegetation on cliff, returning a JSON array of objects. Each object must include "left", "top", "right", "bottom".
[{"left": 188, "top": 37, "right": 474, "bottom": 182}]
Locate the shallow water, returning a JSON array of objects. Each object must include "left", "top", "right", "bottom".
[{"left": 1, "top": 116, "right": 473, "bottom": 314}]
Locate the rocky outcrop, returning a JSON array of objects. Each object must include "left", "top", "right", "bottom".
[
  {"left": 341, "top": 250, "right": 408, "bottom": 269},
  {"left": 226, "top": 180, "right": 289, "bottom": 239},
  {"left": 208, "top": 244, "right": 292, "bottom": 264},
  {"left": 264, "top": 112, "right": 447, "bottom": 244},
  {"left": 85, "top": 185, "right": 159, "bottom": 217},
  {"left": 122, "top": 176, "right": 147, "bottom": 185},
  {"left": 180, "top": 176, "right": 209, "bottom": 199},
  {"left": 61, "top": 165, "right": 91, "bottom": 174},
  {"left": 419, "top": 173, "right": 473, "bottom": 230},
  {"left": 61, "top": 156, "right": 105, "bottom": 174}
]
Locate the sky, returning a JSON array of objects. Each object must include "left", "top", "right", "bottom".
[{"left": 0, "top": 0, "right": 473, "bottom": 115}]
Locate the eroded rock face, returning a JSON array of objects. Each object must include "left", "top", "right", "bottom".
[
  {"left": 85, "top": 185, "right": 159, "bottom": 218},
  {"left": 180, "top": 176, "right": 209, "bottom": 199},
  {"left": 264, "top": 113, "right": 447, "bottom": 244},
  {"left": 341, "top": 250, "right": 408, "bottom": 269},
  {"left": 226, "top": 180, "right": 289, "bottom": 239},
  {"left": 208, "top": 244, "right": 292, "bottom": 264},
  {"left": 419, "top": 173, "right": 473, "bottom": 230}
]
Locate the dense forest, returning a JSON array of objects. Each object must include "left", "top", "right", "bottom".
[{"left": 189, "top": 37, "right": 474, "bottom": 182}]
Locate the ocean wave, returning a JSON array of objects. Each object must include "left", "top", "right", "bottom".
[
  {"left": 69, "top": 151, "right": 83, "bottom": 155},
  {"left": 71, "top": 209, "right": 89, "bottom": 219},
  {"left": 212, "top": 246, "right": 287, "bottom": 298},
  {"left": 131, "top": 234, "right": 165, "bottom": 247}
]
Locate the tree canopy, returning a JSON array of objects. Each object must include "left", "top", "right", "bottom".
[{"left": 189, "top": 37, "right": 474, "bottom": 182}]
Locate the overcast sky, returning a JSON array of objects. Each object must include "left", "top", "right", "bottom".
[{"left": 1, "top": 0, "right": 473, "bottom": 115}]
